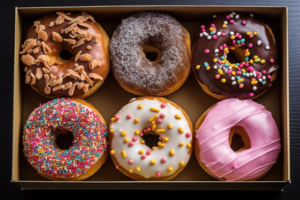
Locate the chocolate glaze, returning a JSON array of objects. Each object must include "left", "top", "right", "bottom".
[
  {"left": 192, "top": 12, "right": 279, "bottom": 99},
  {"left": 21, "top": 12, "right": 109, "bottom": 98}
]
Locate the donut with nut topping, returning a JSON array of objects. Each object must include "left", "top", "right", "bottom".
[{"left": 20, "top": 11, "right": 110, "bottom": 99}]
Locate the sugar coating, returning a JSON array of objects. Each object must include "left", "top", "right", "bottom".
[{"left": 110, "top": 12, "right": 190, "bottom": 95}]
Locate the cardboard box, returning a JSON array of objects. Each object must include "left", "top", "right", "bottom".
[{"left": 12, "top": 6, "right": 290, "bottom": 190}]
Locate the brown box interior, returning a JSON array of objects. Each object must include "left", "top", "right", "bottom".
[{"left": 12, "top": 6, "right": 290, "bottom": 190}]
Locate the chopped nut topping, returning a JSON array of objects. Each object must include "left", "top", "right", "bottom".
[
  {"left": 77, "top": 28, "right": 88, "bottom": 36},
  {"left": 86, "top": 45, "right": 92, "bottom": 50},
  {"left": 64, "top": 23, "right": 77, "bottom": 34},
  {"left": 64, "top": 38, "right": 76, "bottom": 45},
  {"left": 67, "top": 69, "right": 81, "bottom": 79},
  {"left": 22, "top": 39, "right": 30, "bottom": 48},
  {"left": 52, "top": 31, "right": 63, "bottom": 42},
  {"left": 82, "top": 11, "right": 95, "bottom": 23},
  {"left": 53, "top": 84, "right": 65, "bottom": 91},
  {"left": 74, "top": 63, "right": 79, "bottom": 71},
  {"left": 30, "top": 72, "right": 36, "bottom": 85},
  {"left": 70, "top": 31, "right": 85, "bottom": 38},
  {"left": 89, "top": 73, "right": 103, "bottom": 80},
  {"left": 77, "top": 65, "right": 84, "bottom": 74},
  {"left": 62, "top": 72, "right": 70, "bottom": 78},
  {"left": 24, "top": 67, "right": 28, "bottom": 72},
  {"left": 94, "top": 34, "right": 101, "bottom": 44},
  {"left": 78, "top": 82, "right": 84, "bottom": 89},
  {"left": 72, "top": 38, "right": 86, "bottom": 49},
  {"left": 85, "top": 32, "right": 92, "bottom": 41},
  {"left": 55, "top": 15, "right": 65, "bottom": 25},
  {"left": 25, "top": 69, "right": 31, "bottom": 77},
  {"left": 80, "top": 73, "right": 85, "bottom": 81},
  {"left": 50, "top": 76, "right": 63, "bottom": 87},
  {"left": 37, "top": 55, "right": 50, "bottom": 69},
  {"left": 36, "top": 24, "right": 45, "bottom": 33},
  {"left": 38, "top": 30, "right": 48, "bottom": 41},
  {"left": 34, "top": 21, "right": 41, "bottom": 26},
  {"left": 41, "top": 42, "right": 52, "bottom": 54},
  {"left": 69, "top": 82, "right": 78, "bottom": 96},
  {"left": 56, "top": 11, "right": 73, "bottom": 21},
  {"left": 61, "top": 29, "right": 64, "bottom": 34},
  {"left": 25, "top": 75, "right": 31, "bottom": 84},
  {"left": 21, "top": 54, "right": 36, "bottom": 66},
  {"left": 66, "top": 12, "right": 71, "bottom": 15},
  {"left": 49, "top": 21, "right": 55, "bottom": 27},
  {"left": 89, "top": 59, "right": 102, "bottom": 70},
  {"left": 68, "top": 16, "right": 84, "bottom": 25},
  {"left": 79, "top": 53, "right": 92, "bottom": 61},
  {"left": 85, "top": 75, "right": 94, "bottom": 85},
  {"left": 69, "top": 34, "right": 76, "bottom": 38},
  {"left": 48, "top": 74, "right": 57, "bottom": 86},
  {"left": 78, "top": 22, "right": 90, "bottom": 29},
  {"left": 63, "top": 82, "right": 72, "bottom": 90},
  {"left": 44, "top": 74, "right": 50, "bottom": 85},
  {"left": 35, "top": 68, "right": 43, "bottom": 80},
  {"left": 42, "top": 68, "right": 49, "bottom": 73},
  {"left": 20, "top": 39, "right": 37, "bottom": 54},
  {"left": 33, "top": 46, "right": 41, "bottom": 54},
  {"left": 83, "top": 83, "right": 89, "bottom": 92},
  {"left": 27, "top": 49, "right": 33, "bottom": 54},
  {"left": 44, "top": 86, "right": 51, "bottom": 94},
  {"left": 75, "top": 50, "right": 82, "bottom": 62}
]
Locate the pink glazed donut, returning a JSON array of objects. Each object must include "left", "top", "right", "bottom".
[{"left": 194, "top": 98, "right": 281, "bottom": 181}]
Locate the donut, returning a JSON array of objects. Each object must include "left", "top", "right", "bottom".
[
  {"left": 23, "top": 98, "right": 108, "bottom": 181},
  {"left": 110, "top": 12, "right": 191, "bottom": 96},
  {"left": 194, "top": 98, "right": 281, "bottom": 181},
  {"left": 109, "top": 97, "right": 193, "bottom": 180},
  {"left": 192, "top": 12, "right": 279, "bottom": 99},
  {"left": 20, "top": 11, "right": 110, "bottom": 99}
]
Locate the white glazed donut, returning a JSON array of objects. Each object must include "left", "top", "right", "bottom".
[{"left": 109, "top": 97, "right": 193, "bottom": 180}]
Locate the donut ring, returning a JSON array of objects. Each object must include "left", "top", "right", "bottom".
[
  {"left": 110, "top": 12, "right": 191, "bottom": 96},
  {"left": 20, "top": 11, "right": 110, "bottom": 99},
  {"left": 192, "top": 12, "right": 279, "bottom": 99},
  {"left": 109, "top": 97, "right": 193, "bottom": 180},
  {"left": 195, "top": 98, "right": 281, "bottom": 181},
  {"left": 23, "top": 98, "right": 108, "bottom": 181}
]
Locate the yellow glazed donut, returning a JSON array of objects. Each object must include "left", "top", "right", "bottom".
[{"left": 109, "top": 97, "right": 193, "bottom": 180}]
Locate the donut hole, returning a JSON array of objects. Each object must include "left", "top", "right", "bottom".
[
  {"left": 227, "top": 47, "right": 246, "bottom": 64},
  {"left": 142, "top": 131, "right": 160, "bottom": 149},
  {"left": 53, "top": 130, "right": 74, "bottom": 150},
  {"left": 141, "top": 45, "right": 160, "bottom": 63},
  {"left": 59, "top": 49, "right": 73, "bottom": 61},
  {"left": 229, "top": 126, "right": 250, "bottom": 152}
]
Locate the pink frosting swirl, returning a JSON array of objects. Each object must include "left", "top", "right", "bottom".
[{"left": 196, "top": 98, "right": 281, "bottom": 181}]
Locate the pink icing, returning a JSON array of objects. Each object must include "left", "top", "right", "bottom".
[{"left": 196, "top": 99, "right": 281, "bottom": 181}]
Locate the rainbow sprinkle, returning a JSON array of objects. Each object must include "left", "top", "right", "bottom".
[{"left": 22, "top": 98, "right": 107, "bottom": 179}]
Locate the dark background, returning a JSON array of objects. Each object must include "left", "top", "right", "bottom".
[{"left": 1, "top": 0, "right": 299, "bottom": 199}]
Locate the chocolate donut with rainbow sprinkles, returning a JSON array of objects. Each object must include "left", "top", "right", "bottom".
[{"left": 192, "top": 12, "right": 279, "bottom": 99}]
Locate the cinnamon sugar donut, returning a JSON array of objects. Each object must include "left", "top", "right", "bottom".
[
  {"left": 20, "top": 11, "right": 110, "bottom": 99},
  {"left": 110, "top": 12, "right": 191, "bottom": 96}
]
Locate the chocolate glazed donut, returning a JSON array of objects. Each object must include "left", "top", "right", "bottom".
[
  {"left": 20, "top": 11, "right": 110, "bottom": 99},
  {"left": 192, "top": 12, "right": 279, "bottom": 99}
]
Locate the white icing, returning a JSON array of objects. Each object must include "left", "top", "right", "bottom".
[{"left": 110, "top": 98, "right": 193, "bottom": 178}]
